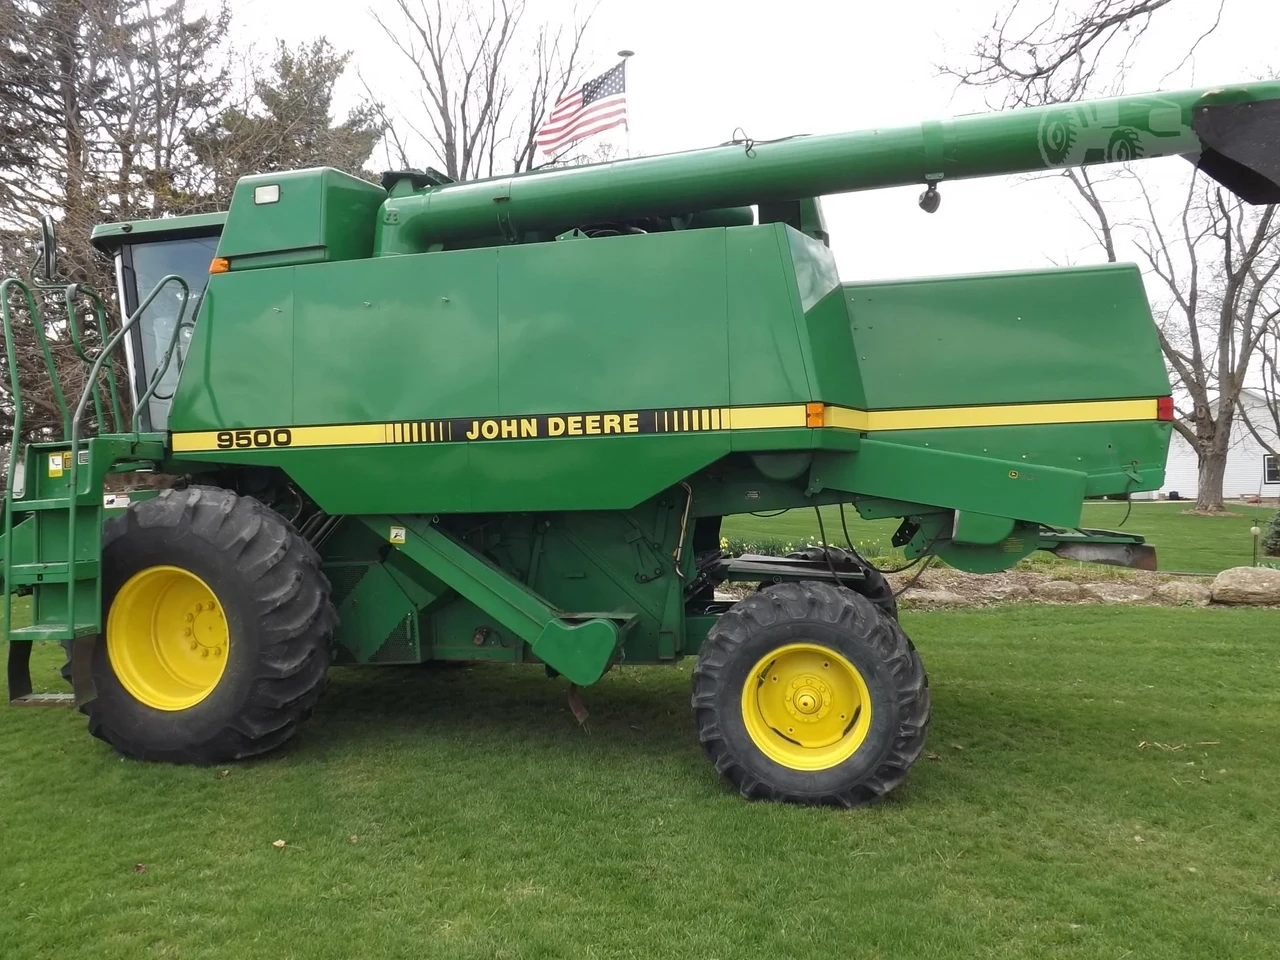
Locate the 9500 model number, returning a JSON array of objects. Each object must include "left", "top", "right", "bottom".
[{"left": 215, "top": 428, "right": 293, "bottom": 449}]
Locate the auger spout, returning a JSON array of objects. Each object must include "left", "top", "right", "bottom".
[{"left": 375, "top": 81, "right": 1280, "bottom": 255}]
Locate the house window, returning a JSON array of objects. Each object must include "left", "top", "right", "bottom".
[{"left": 1266, "top": 455, "right": 1279, "bottom": 485}]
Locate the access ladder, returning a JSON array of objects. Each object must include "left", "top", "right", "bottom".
[{"left": 1, "top": 270, "right": 190, "bottom": 704}]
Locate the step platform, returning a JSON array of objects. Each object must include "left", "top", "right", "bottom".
[{"left": 11, "top": 691, "right": 75, "bottom": 707}]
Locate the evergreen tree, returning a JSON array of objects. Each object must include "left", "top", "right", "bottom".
[{"left": 189, "top": 39, "right": 385, "bottom": 200}]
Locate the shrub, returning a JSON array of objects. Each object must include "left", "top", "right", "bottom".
[
  {"left": 719, "top": 536, "right": 901, "bottom": 565},
  {"left": 721, "top": 537, "right": 802, "bottom": 557},
  {"left": 1263, "top": 510, "right": 1280, "bottom": 558}
]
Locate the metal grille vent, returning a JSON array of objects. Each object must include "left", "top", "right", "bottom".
[
  {"left": 326, "top": 565, "right": 369, "bottom": 606},
  {"left": 370, "top": 615, "right": 417, "bottom": 663}
]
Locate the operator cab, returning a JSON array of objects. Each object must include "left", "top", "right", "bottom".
[{"left": 91, "top": 213, "right": 225, "bottom": 432}]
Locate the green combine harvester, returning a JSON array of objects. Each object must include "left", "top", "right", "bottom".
[{"left": 3, "top": 83, "right": 1278, "bottom": 806}]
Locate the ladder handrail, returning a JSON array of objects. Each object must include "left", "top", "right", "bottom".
[
  {"left": 133, "top": 313, "right": 195, "bottom": 433},
  {"left": 59, "top": 285, "right": 124, "bottom": 434},
  {"left": 27, "top": 254, "right": 124, "bottom": 434},
  {"left": 65, "top": 272, "right": 190, "bottom": 451},
  {"left": 1, "top": 276, "right": 70, "bottom": 439},
  {"left": 63, "top": 274, "right": 189, "bottom": 637},
  {"left": 1, "top": 277, "right": 43, "bottom": 644}
]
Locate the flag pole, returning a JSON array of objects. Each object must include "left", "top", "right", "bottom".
[{"left": 618, "top": 49, "right": 634, "bottom": 159}]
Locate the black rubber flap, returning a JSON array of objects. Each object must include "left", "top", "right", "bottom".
[{"left": 1193, "top": 99, "right": 1280, "bottom": 204}]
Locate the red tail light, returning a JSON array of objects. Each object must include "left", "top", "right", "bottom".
[{"left": 1157, "top": 396, "right": 1174, "bottom": 421}]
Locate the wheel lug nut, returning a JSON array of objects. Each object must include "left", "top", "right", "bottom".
[
  {"left": 185, "top": 613, "right": 194, "bottom": 622},
  {"left": 183, "top": 628, "right": 192, "bottom": 637},
  {"left": 189, "top": 641, "right": 198, "bottom": 650},
  {"left": 201, "top": 649, "right": 209, "bottom": 658}
]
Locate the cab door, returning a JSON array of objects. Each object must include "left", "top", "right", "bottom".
[{"left": 112, "top": 230, "right": 221, "bottom": 432}]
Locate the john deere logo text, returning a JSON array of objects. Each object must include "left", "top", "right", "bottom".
[
  {"left": 376, "top": 407, "right": 727, "bottom": 446},
  {"left": 464, "top": 413, "right": 641, "bottom": 440}
]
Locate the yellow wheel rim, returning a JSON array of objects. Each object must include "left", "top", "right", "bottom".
[
  {"left": 741, "top": 643, "right": 872, "bottom": 771},
  {"left": 106, "top": 565, "right": 229, "bottom": 711}
]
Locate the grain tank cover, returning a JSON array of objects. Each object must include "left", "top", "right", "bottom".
[{"left": 216, "top": 168, "right": 386, "bottom": 267}]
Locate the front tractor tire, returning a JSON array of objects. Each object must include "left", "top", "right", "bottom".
[
  {"left": 85, "top": 486, "right": 335, "bottom": 764},
  {"left": 692, "top": 582, "right": 929, "bottom": 807},
  {"left": 785, "top": 545, "right": 898, "bottom": 621}
]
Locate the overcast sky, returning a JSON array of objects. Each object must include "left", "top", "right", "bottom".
[{"left": 222, "top": 0, "right": 1278, "bottom": 283}]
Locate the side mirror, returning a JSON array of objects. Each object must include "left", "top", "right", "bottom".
[{"left": 38, "top": 214, "right": 57, "bottom": 279}]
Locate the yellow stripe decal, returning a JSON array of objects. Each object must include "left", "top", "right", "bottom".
[
  {"left": 170, "top": 399, "right": 1163, "bottom": 453},
  {"left": 825, "top": 398, "right": 1159, "bottom": 432},
  {"left": 725, "top": 405, "right": 808, "bottom": 430},
  {"left": 173, "top": 423, "right": 388, "bottom": 453}
]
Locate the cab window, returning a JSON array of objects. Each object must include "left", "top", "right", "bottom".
[{"left": 117, "top": 234, "right": 219, "bottom": 432}]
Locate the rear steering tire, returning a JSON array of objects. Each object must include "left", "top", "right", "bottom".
[
  {"left": 692, "top": 581, "right": 929, "bottom": 806},
  {"left": 84, "top": 485, "right": 335, "bottom": 764}
]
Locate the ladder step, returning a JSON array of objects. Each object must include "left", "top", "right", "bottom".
[
  {"left": 8, "top": 497, "right": 98, "bottom": 511},
  {"left": 11, "top": 692, "right": 76, "bottom": 707},
  {"left": 7, "top": 560, "right": 101, "bottom": 585},
  {"left": 7, "top": 624, "right": 99, "bottom": 641}
]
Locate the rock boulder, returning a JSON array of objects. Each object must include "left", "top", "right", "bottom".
[
  {"left": 1032, "top": 580, "right": 1082, "bottom": 602},
  {"left": 902, "top": 589, "right": 966, "bottom": 606},
  {"left": 1210, "top": 566, "right": 1280, "bottom": 605},
  {"left": 1079, "top": 582, "right": 1154, "bottom": 603},
  {"left": 987, "top": 584, "right": 1032, "bottom": 601},
  {"left": 1155, "top": 580, "right": 1213, "bottom": 606}
]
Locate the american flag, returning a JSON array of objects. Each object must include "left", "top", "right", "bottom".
[{"left": 536, "top": 61, "right": 627, "bottom": 156}]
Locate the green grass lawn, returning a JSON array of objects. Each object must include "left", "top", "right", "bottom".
[
  {"left": 3, "top": 606, "right": 1279, "bottom": 959},
  {"left": 722, "top": 501, "right": 1273, "bottom": 574}
]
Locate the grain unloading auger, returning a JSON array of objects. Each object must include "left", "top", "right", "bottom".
[{"left": 3, "top": 82, "right": 1278, "bottom": 805}]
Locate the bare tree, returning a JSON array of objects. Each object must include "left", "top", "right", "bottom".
[
  {"left": 367, "top": 0, "right": 598, "bottom": 180},
  {"left": 1123, "top": 178, "right": 1279, "bottom": 508},
  {"left": 1239, "top": 285, "right": 1280, "bottom": 456},
  {"left": 1054, "top": 164, "right": 1280, "bottom": 510},
  {"left": 941, "top": 0, "right": 1280, "bottom": 511},
  {"left": 940, "top": 0, "right": 1218, "bottom": 108}
]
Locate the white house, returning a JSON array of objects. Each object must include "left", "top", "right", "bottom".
[{"left": 1140, "top": 388, "right": 1279, "bottom": 501}]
